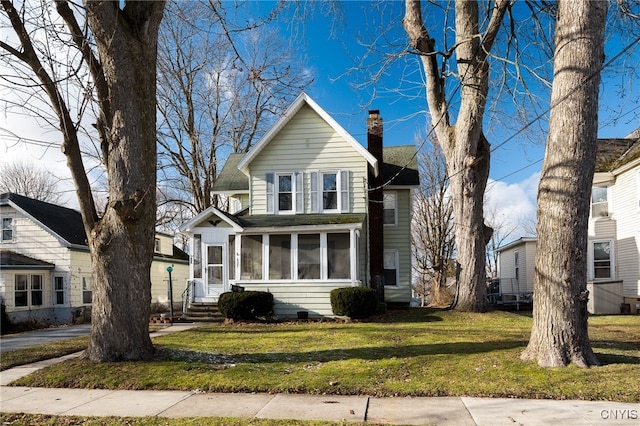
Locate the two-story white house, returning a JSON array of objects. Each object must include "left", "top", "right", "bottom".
[
  {"left": 0, "top": 193, "right": 189, "bottom": 325},
  {"left": 497, "top": 131, "right": 640, "bottom": 314},
  {"left": 179, "top": 93, "right": 419, "bottom": 318}
]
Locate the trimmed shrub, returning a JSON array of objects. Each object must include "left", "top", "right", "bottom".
[
  {"left": 330, "top": 287, "right": 378, "bottom": 319},
  {"left": 218, "top": 291, "right": 274, "bottom": 320}
]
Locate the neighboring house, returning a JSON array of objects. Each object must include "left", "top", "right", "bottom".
[
  {"left": 179, "top": 93, "right": 419, "bottom": 317},
  {"left": 0, "top": 193, "right": 189, "bottom": 324},
  {"left": 497, "top": 131, "right": 640, "bottom": 314}
]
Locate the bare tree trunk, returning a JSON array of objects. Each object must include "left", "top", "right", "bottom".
[
  {"left": 403, "top": 0, "right": 507, "bottom": 311},
  {"left": 81, "top": 2, "right": 165, "bottom": 361},
  {"left": 521, "top": 0, "right": 606, "bottom": 368}
]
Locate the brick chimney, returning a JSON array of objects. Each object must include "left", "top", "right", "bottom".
[{"left": 367, "top": 110, "right": 385, "bottom": 304}]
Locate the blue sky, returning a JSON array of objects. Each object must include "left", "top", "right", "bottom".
[
  {"left": 1, "top": 1, "right": 638, "bottom": 238},
  {"left": 259, "top": 1, "right": 640, "bottom": 187}
]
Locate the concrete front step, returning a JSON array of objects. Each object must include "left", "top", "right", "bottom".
[{"left": 182, "top": 303, "right": 224, "bottom": 322}]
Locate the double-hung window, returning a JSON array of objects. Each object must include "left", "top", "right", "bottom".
[
  {"left": 15, "top": 274, "right": 43, "bottom": 307},
  {"left": 1, "top": 217, "right": 13, "bottom": 241},
  {"left": 54, "top": 276, "right": 65, "bottom": 305},
  {"left": 266, "top": 172, "right": 303, "bottom": 214},
  {"left": 591, "top": 186, "right": 608, "bottom": 217},
  {"left": 591, "top": 240, "right": 613, "bottom": 280},
  {"left": 384, "top": 250, "right": 399, "bottom": 286},
  {"left": 383, "top": 192, "right": 397, "bottom": 225},
  {"left": 311, "top": 170, "right": 350, "bottom": 213},
  {"left": 82, "top": 276, "right": 93, "bottom": 304}
]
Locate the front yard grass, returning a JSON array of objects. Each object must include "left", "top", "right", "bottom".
[{"left": 8, "top": 308, "right": 640, "bottom": 402}]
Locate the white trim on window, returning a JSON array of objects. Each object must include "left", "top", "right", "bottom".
[
  {"left": 53, "top": 276, "right": 65, "bottom": 305},
  {"left": 383, "top": 250, "right": 399, "bottom": 287},
  {"left": 589, "top": 239, "right": 615, "bottom": 280},
  {"left": 383, "top": 192, "right": 398, "bottom": 226},
  {"left": 1, "top": 216, "right": 14, "bottom": 242},
  {"left": 590, "top": 186, "right": 609, "bottom": 218},
  {"left": 314, "top": 170, "right": 350, "bottom": 213},
  {"left": 267, "top": 172, "right": 304, "bottom": 214}
]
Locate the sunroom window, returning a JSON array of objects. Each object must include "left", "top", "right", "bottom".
[
  {"left": 298, "top": 234, "right": 321, "bottom": 279},
  {"left": 327, "top": 233, "right": 350, "bottom": 279},
  {"left": 241, "top": 235, "right": 263, "bottom": 280},
  {"left": 269, "top": 234, "right": 291, "bottom": 280}
]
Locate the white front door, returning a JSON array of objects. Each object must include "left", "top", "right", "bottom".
[{"left": 194, "top": 244, "right": 226, "bottom": 302}]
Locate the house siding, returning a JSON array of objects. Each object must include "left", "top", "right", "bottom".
[
  {"left": 239, "top": 282, "right": 358, "bottom": 317},
  {"left": 249, "top": 105, "right": 369, "bottom": 215},
  {"left": 1, "top": 201, "right": 188, "bottom": 324},
  {"left": 610, "top": 166, "right": 640, "bottom": 296},
  {"left": 383, "top": 188, "right": 413, "bottom": 303}
]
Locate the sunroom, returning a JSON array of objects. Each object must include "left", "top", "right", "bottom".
[{"left": 179, "top": 208, "right": 367, "bottom": 317}]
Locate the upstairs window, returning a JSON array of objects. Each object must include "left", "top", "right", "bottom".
[
  {"left": 154, "top": 237, "right": 161, "bottom": 253},
  {"left": 383, "top": 192, "right": 397, "bottom": 225},
  {"left": 266, "top": 172, "right": 303, "bottom": 214},
  {"left": 1, "top": 217, "right": 13, "bottom": 241},
  {"left": 311, "top": 171, "right": 350, "bottom": 213},
  {"left": 591, "top": 186, "right": 608, "bottom": 217}
]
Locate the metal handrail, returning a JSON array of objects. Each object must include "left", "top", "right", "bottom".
[{"left": 181, "top": 280, "right": 194, "bottom": 317}]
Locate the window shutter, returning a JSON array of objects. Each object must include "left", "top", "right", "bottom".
[
  {"left": 266, "top": 173, "right": 274, "bottom": 213},
  {"left": 310, "top": 172, "right": 319, "bottom": 213},
  {"left": 294, "top": 172, "right": 304, "bottom": 213},
  {"left": 340, "top": 170, "right": 350, "bottom": 212}
]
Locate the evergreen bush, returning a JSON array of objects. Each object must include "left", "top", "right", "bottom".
[
  {"left": 330, "top": 287, "right": 378, "bottom": 319},
  {"left": 218, "top": 291, "right": 274, "bottom": 320}
]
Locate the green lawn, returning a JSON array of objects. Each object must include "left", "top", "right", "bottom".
[{"left": 7, "top": 308, "right": 640, "bottom": 402}]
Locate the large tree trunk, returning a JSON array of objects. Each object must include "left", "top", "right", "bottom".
[
  {"left": 403, "top": 0, "right": 507, "bottom": 311},
  {"left": 521, "top": 0, "right": 606, "bottom": 367},
  {"left": 81, "top": 2, "right": 165, "bottom": 362},
  {"left": 446, "top": 134, "right": 492, "bottom": 312}
]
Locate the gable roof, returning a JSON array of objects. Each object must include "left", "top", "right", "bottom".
[
  {"left": 212, "top": 153, "right": 249, "bottom": 193},
  {"left": 1, "top": 193, "right": 187, "bottom": 260},
  {"left": 1, "top": 192, "right": 87, "bottom": 246},
  {"left": 595, "top": 136, "right": 640, "bottom": 172},
  {"left": 236, "top": 93, "right": 379, "bottom": 176}
]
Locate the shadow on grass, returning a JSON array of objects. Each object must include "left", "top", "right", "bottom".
[
  {"left": 162, "top": 339, "right": 528, "bottom": 364},
  {"left": 595, "top": 352, "right": 640, "bottom": 365},
  {"left": 183, "top": 313, "right": 444, "bottom": 336}
]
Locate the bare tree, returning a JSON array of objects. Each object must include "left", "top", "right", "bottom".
[
  {"left": 403, "top": 0, "right": 510, "bottom": 311},
  {"left": 521, "top": 0, "right": 606, "bottom": 368},
  {"left": 412, "top": 138, "right": 455, "bottom": 307},
  {"left": 484, "top": 205, "right": 519, "bottom": 279},
  {"left": 157, "top": 1, "right": 312, "bottom": 215},
  {"left": 0, "top": 161, "right": 63, "bottom": 204},
  {"left": 1, "top": 0, "right": 164, "bottom": 361}
]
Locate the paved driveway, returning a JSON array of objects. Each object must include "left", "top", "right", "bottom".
[{"left": 0, "top": 324, "right": 91, "bottom": 353}]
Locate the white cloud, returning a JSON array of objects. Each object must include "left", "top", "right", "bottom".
[{"left": 485, "top": 171, "right": 540, "bottom": 240}]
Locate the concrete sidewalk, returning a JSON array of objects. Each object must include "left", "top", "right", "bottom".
[{"left": 1, "top": 324, "right": 638, "bottom": 425}]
